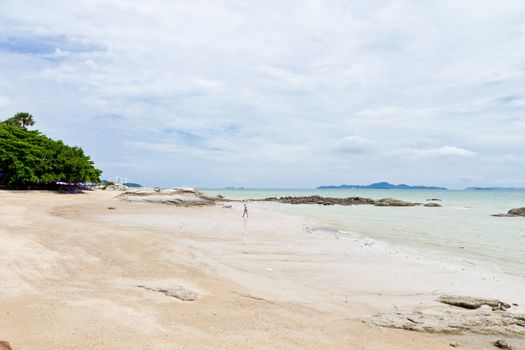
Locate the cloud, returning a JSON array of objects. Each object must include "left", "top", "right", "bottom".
[
  {"left": 332, "top": 135, "right": 375, "bottom": 155},
  {"left": 0, "top": 1, "right": 524, "bottom": 187},
  {"left": 394, "top": 146, "right": 476, "bottom": 159}
]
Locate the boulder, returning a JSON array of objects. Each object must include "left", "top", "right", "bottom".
[
  {"left": 508, "top": 207, "right": 525, "bottom": 216},
  {"left": 438, "top": 296, "right": 511, "bottom": 311},
  {"left": 120, "top": 188, "right": 216, "bottom": 206},
  {"left": 104, "top": 183, "right": 129, "bottom": 191},
  {"left": 424, "top": 202, "right": 442, "bottom": 207},
  {"left": 369, "top": 309, "right": 525, "bottom": 336},
  {"left": 492, "top": 207, "right": 525, "bottom": 217},
  {"left": 374, "top": 198, "right": 416, "bottom": 207},
  {"left": 125, "top": 194, "right": 214, "bottom": 206}
]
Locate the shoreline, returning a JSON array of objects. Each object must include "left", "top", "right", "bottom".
[{"left": 0, "top": 190, "right": 523, "bottom": 349}]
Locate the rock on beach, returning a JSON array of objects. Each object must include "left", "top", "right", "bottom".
[{"left": 119, "top": 187, "right": 217, "bottom": 206}]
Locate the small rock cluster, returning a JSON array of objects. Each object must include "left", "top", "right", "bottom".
[
  {"left": 493, "top": 207, "right": 525, "bottom": 217},
  {"left": 262, "top": 196, "right": 421, "bottom": 207}
]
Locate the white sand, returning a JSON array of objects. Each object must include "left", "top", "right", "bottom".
[{"left": 0, "top": 190, "right": 523, "bottom": 349}]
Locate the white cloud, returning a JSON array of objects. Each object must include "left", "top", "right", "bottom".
[
  {"left": 0, "top": 0, "right": 524, "bottom": 187},
  {"left": 394, "top": 146, "right": 476, "bottom": 159},
  {"left": 333, "top": 135, "right": 375, "bottom": 155}
]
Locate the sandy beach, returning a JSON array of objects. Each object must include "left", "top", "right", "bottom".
[{"left": 1, "top": 190, "right": 524, "bottom": 349}]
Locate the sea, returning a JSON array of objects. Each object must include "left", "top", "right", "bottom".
[{"left": 202, "top": 188, "right": 525, "bottom": 278}]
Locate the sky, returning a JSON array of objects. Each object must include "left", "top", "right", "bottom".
[{"left": 0, "top": 0, "right": 524, "bottom": 189}]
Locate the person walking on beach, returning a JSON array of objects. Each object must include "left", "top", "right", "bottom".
[{"left": 242, "top": 203, "right": 249, "bottom": 218}]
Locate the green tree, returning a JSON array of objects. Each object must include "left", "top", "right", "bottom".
[
  {"left": 0, "top": 114, "right": 102, "bottom": 187},
  {"left": 4, "top": 112, "right": 35, "bottom": 129}
]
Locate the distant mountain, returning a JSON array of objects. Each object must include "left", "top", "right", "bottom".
[
  {"left": 317, "top": 182, "right": 447, "bottom": 190},
  {"left": 465, "top": 187, "right": 525, "bottom": 191}
]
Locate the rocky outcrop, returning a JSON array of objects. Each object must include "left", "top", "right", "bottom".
[
  {"left": 263, "top": 196, "right": 375, "bottom": 206},
  {"left": 138, "top": 285, "right": 198, "bottom": 301},
  {"left": 374, "top": 198, "right": 416, "bottom": 207},
  {"left": 119, "top": 188, "right": 216, "bottom": 206},
  {"left": 262, "top": 196, "right": 417, "bottom": 207},
  {"left": 369, "top": 309, "right": 525, "bottom": 336},
  {"left": 103, "top": 183, "right": 129, "bottom": 191},
  {"left": 368, "top": 295, "right": 524, "bottom": 336},
  {"left": 424, "top": 202, "right": 442, "bottom": 207},
  {"left": 438, "top": 296, "right": 511, "bottom": 311},
  {"left": 492, "top": 207, "right": 525, "bottom": 217}
]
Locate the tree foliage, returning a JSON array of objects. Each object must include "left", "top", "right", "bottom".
[
  {"left": 3, "top": 112, "right": 35, "bottom": 129},
  {"left": 0, "top": 113, "right": 101, "bottom": 187}
]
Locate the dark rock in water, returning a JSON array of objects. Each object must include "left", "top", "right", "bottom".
[
  {"left": 0, "top": 341, "right": 12, "bottom": 350},
  {"left": 508, "top": 208, "right": 525, "bottom": 216},
  {"left": 427, "top": 198, "right": 442, "bottom": 201},
  {"left": 263, "top": 196, "right": 418, "bottom": 207},
  {"left": 424, "top": 202, "right": 442, "bottom": 207},
  {"left": 492, "top": 207, "right": 525, "bottom": 217},
  {"left": 494, "top": 339, "right": 512, "bottom": 349},
  {"left": 373, "top": 198, "right": 416, "bottom": 207},
  {"left": 264, "top": 196, "right": 376, "bottom": 206},
  {"left": 438, "top": 295, "right": 510, "bottom": 311}
]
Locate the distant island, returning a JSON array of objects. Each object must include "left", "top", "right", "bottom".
[{"left": 317, "top": 182, "right": 447, "bottom": 190}]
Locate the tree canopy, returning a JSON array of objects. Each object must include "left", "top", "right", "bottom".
[{"left": 0, "top": 113, "right": 101, "bottom": 188}]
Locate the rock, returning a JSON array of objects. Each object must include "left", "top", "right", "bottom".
[
  {"left": 104, "top": 183, "right": 129, "bottom": 191},
  {"left": 164, "top": 287, "right": 198, "bottom": 301},
  {"left": 374, "top": 198, "right": 416, "bottom": 207},
  {"left": 494, "top": 339, "right": 512, "bottom": 349},
  {"left": 264, "top": 195, "right": 375, "bottom": 206},
  {"left": 138, "top": 285, "right": 198, "bottom": 301},
  {"left": 438, "top": 296, "right": 511, "bottom": 311},
  {"left": 262, "top": 196, "right": 417, "bottom": 207},
  {"left": 0, "top": 341, "right": 12, "bottom": 350},
  {"left": 119, "top": 188, "right": 216, "bottom": 206},
  {"left": 449, "top": 342, "right": 460, "bottom": 347},
  {"left": 424, "top": 202, "right": 442, "bottom": 207},
  {"left": 223, "top": 205, "right": 232, "bottom": 208},
  {"left": 492, "top": 207, "right": 525, "bottom": 217},
  {"left": 125, "top": 194, "right": 215, "bottom": 206},
  {"left": 508, "top": 208, "right": 525, "bottom": 216},
  {"left": 368, "top": 309, "right": 525, "bottom": 336},
  {"left": 427, "top": 198, "right": 442, "bottom": 201},
  {"left": 108, "top": 207, "right": 116, "bottom": 210}
]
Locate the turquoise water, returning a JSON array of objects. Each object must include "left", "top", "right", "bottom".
[{"left": 202, "top": 189, "right": 525, "bottom": 277}]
